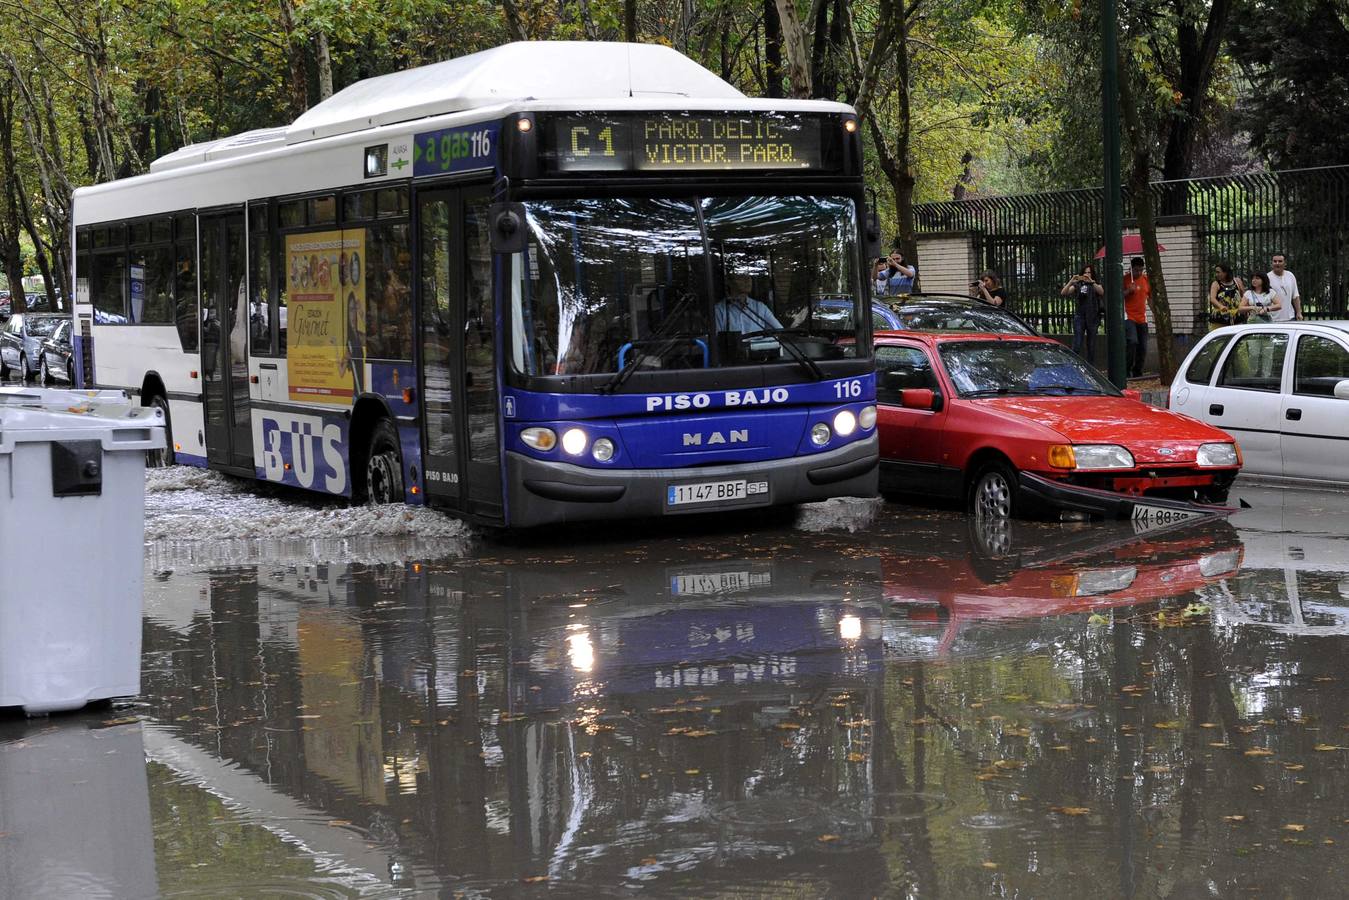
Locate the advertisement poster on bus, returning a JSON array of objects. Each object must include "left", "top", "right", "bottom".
[{"left": 284, "top": 230, "right": 366, "bottom": 404}]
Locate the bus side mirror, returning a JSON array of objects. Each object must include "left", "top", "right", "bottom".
[
  {"left": 864, "top": 208, "right": 882, "bottom": 261},
  {"left": 489, "top": 202, "right": 527, "bottom": 254}
]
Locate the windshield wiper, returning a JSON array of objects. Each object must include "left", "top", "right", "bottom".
[
  {"left": 748, "top": 326, "right": 826, "bottom": 382},
  {"left": 962, "top": 387, "right": 1016, "bottom": 397},
  {"left": 600, "top": 291, "right": 701, "bottom": 395},
  {"left": 1033, "top": 383, "right": 1105, "bottom": 395}
]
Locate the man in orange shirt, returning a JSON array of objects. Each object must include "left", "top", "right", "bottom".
[{"left": 1123, "top": 257, "right": 1150, "bottom": 378}]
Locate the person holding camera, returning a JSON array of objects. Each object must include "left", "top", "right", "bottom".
[
  {"left": 1062, "top": 263, "right": 1104, "bottom": 365},
  {"left": 882, "top": 244, "right": 917, "bottom": 295},
  {"left": 970, "top": 270, "right": 1007, "bottom": 308}
]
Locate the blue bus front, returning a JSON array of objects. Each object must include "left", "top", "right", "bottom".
[{"left": 499, "top": 165, "right": 877, "bottom": 526}]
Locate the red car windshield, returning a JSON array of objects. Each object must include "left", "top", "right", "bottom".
[{"left": 939, "top": 340, "right": 1119, "bottom": 398}]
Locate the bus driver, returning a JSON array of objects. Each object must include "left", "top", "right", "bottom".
[{"left": 716, "top": 272, "right": 782, "bottom": 334}]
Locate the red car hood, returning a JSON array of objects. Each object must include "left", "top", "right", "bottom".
[{"left": 975, "top": 395, "right": 1233, "bottom": 464}]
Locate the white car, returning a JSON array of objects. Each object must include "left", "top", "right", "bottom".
[{"left": 1170, "top": 322, "right": 1349, "bottom": 483}]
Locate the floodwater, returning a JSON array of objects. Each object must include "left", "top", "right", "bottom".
[{"left": 3, "top": 476, "right": 1348, "bottom": 898}]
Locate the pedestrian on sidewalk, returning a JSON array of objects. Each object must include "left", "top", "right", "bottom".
[
  {"left": 1241, "top": 271, "right": 1281, "bottom": 324},
  {"left": 1207, "top": 263, "right": 1246, "bottom": 331},
  {"left": 1062, "top": 263, "right": 1103, "bottom": 365},
  {"left": 971, "top": 270, "right": 1008, "bottom": 308},
  {"left": 1267, "top": 253, "right": 1302, "bottom": 321},
  {"left": 1123, "top": 256, "right": 1150, "bottom": 377}
]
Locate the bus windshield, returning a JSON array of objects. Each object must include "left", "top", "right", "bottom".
[{"left": 511, "top": 195, "right": 861, "bottom": 378}]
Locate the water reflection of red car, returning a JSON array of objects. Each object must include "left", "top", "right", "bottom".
[
  {"left": 872, "top": 332, "right": 1242, "bottom": 519},
  {"left": 884, "top": 518, "right": 1244, "bottom": 654}
]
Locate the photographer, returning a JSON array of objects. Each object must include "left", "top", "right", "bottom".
[
  {"left": 1062, "top": 263, "right": 1104, "bottom": 365},
  {"left": 882, "top": 244, "right": 917, "bottom": 295},
  {"left": 970, "top": 270, "right": 1008, "bottom": 308}
]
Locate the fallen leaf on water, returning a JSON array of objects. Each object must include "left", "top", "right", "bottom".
[
  {"left": 296, "top": 715, "right": 321, "bottom": 720},
  {"left": 847, "top": 752, "right": 866, "bottom": 762},
  {"left": 818, "top": 834, "right": 840, "bottom": 843},
  {"left": 1050, "top": 806, "right": 1091, "bottom": 816},
  {"left": 982, "top": 862, "right": 998, "bottom": 869},
  {"left": 1209, "top": 742, "right": 1230, "bottom": 748},
  {"left": 1244, "top": 749, "right": 1274, "bottom": 757},
  {"left": 684, "top": 768, "right": 700, "bottom": 775},
  {"left": 1284, "top": 764, "right": 1306, "bottom": 771},
  {"left": 1051, "top": 745, "right": 1070, "bottom": 752},
  {"left": 1147, "top": 765, "right": 1171, "bottom": 773},
  {"left": 1314, "top": 744, "right": 1344, "bottom": 751},
  {"left": 1199, "top": 722, "right": 1219, "bottom": 729},
  {"left": 100, "top": 717, "right": 140, "bottom": 727},
  {"left": 1325, "top": 839, "right": 1336, "bottom": 846},
  {"left": 1153, "top": 721, "right": 1180, "bottom": 730},
  {"left": 522, "top": 876, "right": 549, "bottom": 883},
  {"left": 1223, "top": 815, "right": 1246, "bottom": 823},
  {"left": 684, "top": 730, "right": 715, "bottom": 738},
  {"left": 1284, "top": 824, "right": 1307, "bottom": 832},
  {"left": 1087, "top": 613, "right": 1108, "bottom": 626},
  {"left": 976, "top": 773, "right": 1000, "bottom": 781},
  {"left": 328, "top": 819, "right": 351, "bottom": 827},
  {"left": 776, "top": 723, "right": 802, "bottom": 731}
]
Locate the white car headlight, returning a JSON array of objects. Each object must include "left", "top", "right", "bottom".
[
  {"left": 1196, "top": 442, "right": 1239, "bottom": 467},
  {"left": 1073, "top": 444, "right": 1135, "bottom": 470}
]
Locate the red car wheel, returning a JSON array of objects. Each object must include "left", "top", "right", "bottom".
[{"left": 971, "top": 460, "right": 1019, "bottom": 519}]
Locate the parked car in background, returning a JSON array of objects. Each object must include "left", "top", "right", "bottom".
[
  {"left": 36, "top": 318, "right": 75, "bottom": 384},
  {"left": 817, "top": 293, "right": 1038, "bottom": 335},
  {"left": 0, "top": 313, "right": 67, "bottom": 382},
  {"left": 1170, "top": 322, "right": 1349, "bottom": 484},
  {"left": 0, "top": 292, "right": 10, "bottom": 322},
  {"left": 873, "top": 331, "right": 1242, "bottom": 520}
]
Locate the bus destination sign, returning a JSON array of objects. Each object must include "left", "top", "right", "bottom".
[{"left": 547, "top": 114, "right": 825, "bottom": 173}]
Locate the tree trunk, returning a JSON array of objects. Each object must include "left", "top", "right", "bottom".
[
  {"left": 763, "top": 0, "right": 783, "bottom": 98},
  {"left": 278, "top": 0, "right": 310, "bottom": 116},
  {"left": 0, "top": 84, "right": 28, "bottom": 310},
  {"left": 774, "top": 0, "right": 812, "bottom": 98},
  {"left": 315, "top": 30, "right": 334, "bottom": 101},
  {"left": 625, "top": 0, "right": 637, "bottom": 41},
  {"left": 1119, "top": 50, "right": 1179, "bottom": 383}
]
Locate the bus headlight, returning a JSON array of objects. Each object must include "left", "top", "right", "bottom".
[
  {"left": 521, "top": 427, "right": 557, "bottom": 451},
  {"left": 833, "top": 409, "right": 857, "bottom": 437},
  {"left": 858, "top": 405, "right": 877, "bottom": 430},
  {"left": 592, "top": 438, "right": 615, "bottom": 462},
  {"left": 811, "top": 423, "right": 832, "bottom": 446},
  {"left": 561, "top": 428, "right": 588, "bottom": 456},
  {"left": 1196, "top": 442, "right": 1239, "bottom": 467},
  {"left": 1072, "top": 444, "right": 1135, "bottom": 470}
]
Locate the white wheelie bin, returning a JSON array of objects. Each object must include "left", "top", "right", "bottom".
[{"left": 0, "top": 392, "right": 164, "bottom": 715}]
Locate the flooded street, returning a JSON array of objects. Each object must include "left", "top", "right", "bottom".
[{"left": 3, "top": 476, "right": 1348, "bottom": 898}]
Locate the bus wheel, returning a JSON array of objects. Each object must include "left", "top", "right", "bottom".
[
  {"left": 146, "top": 395, "right": 175, "bottom": 468},
  {"left": 365, "top": 418, "right": 404, "bottom": 505}
]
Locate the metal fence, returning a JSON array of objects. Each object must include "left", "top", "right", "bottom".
[{"left": 914, "top": 166, "right": 1349, "bottom": 335}]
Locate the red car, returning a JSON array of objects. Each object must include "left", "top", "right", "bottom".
[{"left": 873, "top": 331, "right": 1242, "bottom": 519}]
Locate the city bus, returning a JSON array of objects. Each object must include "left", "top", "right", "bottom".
[{"left": 70, "top": 41, "right": 878, "bottom": 526}]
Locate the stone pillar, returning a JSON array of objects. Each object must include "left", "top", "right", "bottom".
[{"left": 913, "top": 232, "right": 978, "bottom": 294}]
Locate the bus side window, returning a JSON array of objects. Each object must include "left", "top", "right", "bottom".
[
  {"left": 174, "top": 214, "right": 198, "bottom": 352},
  {"left": 92, "top": 249, "right": 127, "bottom": 325},
  {"left": 365, "top": 222, "right": 412, "bottom": 360},
  {"left": 248, "top": 203, "right": 273, "bottom": 355}
]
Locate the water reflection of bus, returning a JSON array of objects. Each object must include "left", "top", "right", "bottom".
[
  {"left": 73, "top": 42, "right": 878, "bottom": 525},
  {"left": 140, "top": 551, "right": 891, "bottom": 892}
]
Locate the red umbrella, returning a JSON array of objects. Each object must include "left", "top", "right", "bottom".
[{"left": 1096, "top": 233, "right": 1166, "bottom": 259}]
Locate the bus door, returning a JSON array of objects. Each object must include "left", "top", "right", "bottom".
[
  {"left": 199, "top": 209, "right": 254, "bottom": 471},
  {"left": 416, "top": 186, "right": 503, "bottom": 519}
]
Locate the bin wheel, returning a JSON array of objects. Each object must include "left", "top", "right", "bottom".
[
  {"left": 38, "top": 355, "right": 50, "bottom": 385},
  {"left": 365, "top": 418, "right": 404, "bottom": 506},
  {"left": 19, "top": 352, "right": 32, "bottom": 383},
  {"left": 67, "top": 360, "right": 74, "bottom": 385},
  {"left": 970, "top": 460, "right": 1020, "bottom": 520},
  {"left": 1, "top": 355, "right": 9, "bottom": 380},
  {"left": 146, "top": 395, "right": 175, "bottom": 468}
]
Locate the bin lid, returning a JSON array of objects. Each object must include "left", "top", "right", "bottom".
[{"left": 0, "top": 402, "right": 165, "bottom": 453}]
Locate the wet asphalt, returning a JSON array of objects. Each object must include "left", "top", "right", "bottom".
[{"left": 2, "top": 476, "right": 1348, "bottom": 898}]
